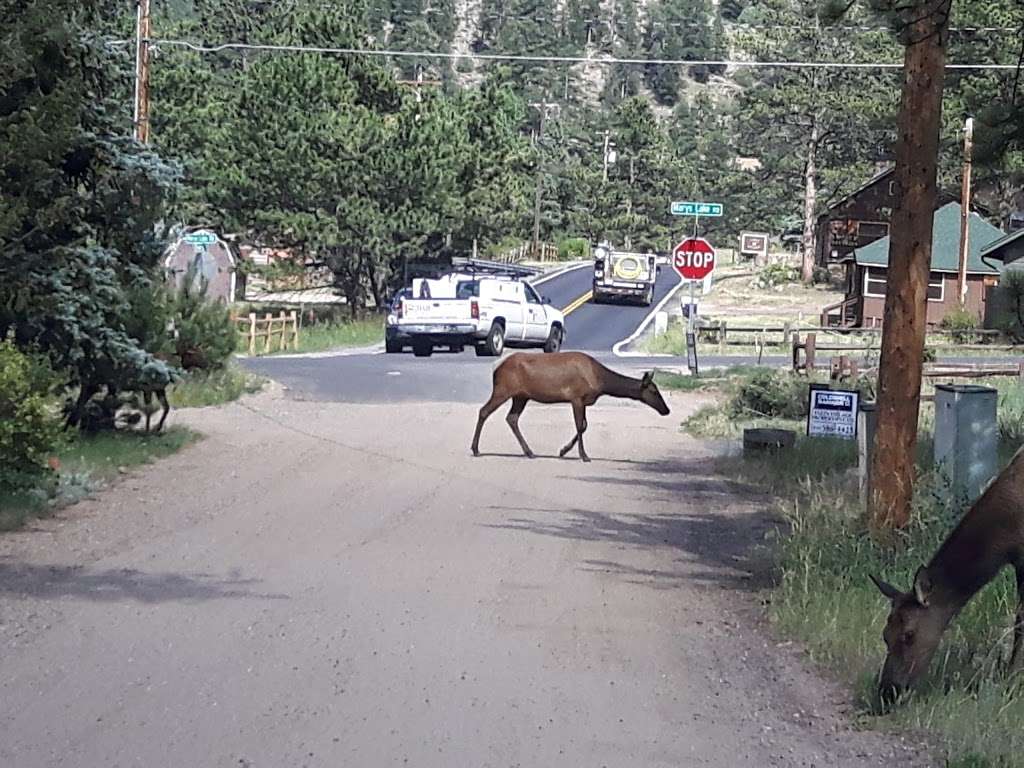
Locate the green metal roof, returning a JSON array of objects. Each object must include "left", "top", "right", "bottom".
[
  {"left": 854, "top": 202, "right": 1005, "bottom": 274},
  {"left": 979, "top": 226, "right": 1024, "bottom": 259}
]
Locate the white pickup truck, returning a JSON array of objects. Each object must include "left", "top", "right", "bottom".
[{"left": 390, "top": 274, "right": 566, "bottom": 357}]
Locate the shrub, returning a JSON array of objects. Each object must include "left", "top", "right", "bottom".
[
  {"left": 171, "top": 273, "right": 238, "bottom": 371},
  {"left": 940, "top": 307, "right": 979, "bottom": 344},
  {"left": 0, "top": 338, "right": 63, "bottom": 492},
  {"left": 728, "top": 370, "right": 809, "bottom": 419},
  {"left": 993, "top": 270, "right": 1024, "bottom": 341},
  {"left": 751, "top": 263, "right": 798, "bottom": 290},
  {"left": 557, "top": 238, "right": 590, "bottom": 261}
]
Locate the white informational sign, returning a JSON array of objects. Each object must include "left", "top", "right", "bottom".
[{"left": 807, "top": 386, "right": 859, "bottom": 440}]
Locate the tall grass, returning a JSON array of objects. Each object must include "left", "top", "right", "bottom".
[
  {"left": 734, "top": 427, "right": 1024, "bottom": 766},
  {"left": 169, "top": 365, "right": 264, "bottom": 408}
]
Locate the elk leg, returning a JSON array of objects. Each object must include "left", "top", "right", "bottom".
[
  {"left": 154, "top": 389, "right": 170, "bottom": 433},
  {"left": 572, "top": 400, "right": 590, "bottom": 462},
  {"left": 1011, "top": 567, "right": 1024, "bottom": 672},
  {"left": 505, "top": 396, "right": 534, "bottom": 458},
  {"left": 143, "top": 391, "right": 153, "bottom": 433},
  {"left": 471, "top": 391, "right": 509, "bottom": 456},
  {"left": 558, "top": 433, "right": 578, "bottom": 458}
]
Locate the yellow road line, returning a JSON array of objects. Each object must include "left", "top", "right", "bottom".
[{"left": 560, "top": 290, "right": 593, "bottom": 316}]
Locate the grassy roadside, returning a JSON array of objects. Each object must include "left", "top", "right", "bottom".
[
  {"left": 1, "top": 364, "right": 265, "bottom": 533},
  {"left": 701, "top": 370, "right": 1024, "bottom": 766},
  {"left": 241, "top": 317, "right": 382, "bottom": 357},
  {"left": 0, "top": 427, "right": 198, "bottom": 531}
]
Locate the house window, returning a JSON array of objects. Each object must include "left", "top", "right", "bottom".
[
  {"left": 864, "top": 267, "right": 944, "bottom": 301},
  {"left": 857, "top": 221, "right": 889, "bottom": 241},
  {"left": 864, "top": 267, "right": 887, "bottom": 297}
]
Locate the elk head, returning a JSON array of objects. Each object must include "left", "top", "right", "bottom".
[
  {"left": 639, "top": 371, "right": 670, "bottom": 416},
  {"left": 870, "top": 567, "right": 948, "bottom": 704}
]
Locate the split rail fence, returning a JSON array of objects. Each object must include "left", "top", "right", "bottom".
[{"left": 234, "top": 310, "right": 300, "bottom": 355}]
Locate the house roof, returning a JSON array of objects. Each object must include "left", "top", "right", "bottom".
[
  {"left": 822, "top": 167, "right": 895, "bottom": 215},
  {"left": 853, "top": 202, "right": 1005, "bottom": 274},
  {"left": 979, "top": 226, "right": 1024, "bottom": 259}
]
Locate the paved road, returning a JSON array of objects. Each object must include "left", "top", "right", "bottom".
[
  {"left": 536, "top": 264, "right": 683, "bottom": 351},
  {"left": 0, "top": 387, "right": 930, "bottom": 767}
]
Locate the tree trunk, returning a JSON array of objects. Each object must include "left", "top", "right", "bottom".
[
  {"left": 800, "top": 118, "right": 819, "bottom": 283},
  {"left": 868, "top": 2, "right": 950, "bottom": 534}
]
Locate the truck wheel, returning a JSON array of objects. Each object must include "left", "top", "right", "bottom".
[
  {"left": 543, "top": 326, "right": 563, "bottom": 353},
  {"left": 385, "top": 337, "right": 403, "bottom": 353},
  {"left": 483, "top": 323, "right": 505, "bottom": 356},
  {"left": 643, "top": 287, "right": 654, "bottom": 305},
  {"left": 412, "top": 340, "right": 433, "bottom": 357}
]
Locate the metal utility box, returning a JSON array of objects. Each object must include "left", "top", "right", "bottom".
[{"left": 933, "top": 384, "right": 998, "bottom": 507}]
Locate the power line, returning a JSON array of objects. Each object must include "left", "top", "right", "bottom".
[
  {"left": 205, "top": 4, "right": 1024, "bottom": 35},
  {"left": 147, "top": 38, "right": 1024, "bottom": 70}
]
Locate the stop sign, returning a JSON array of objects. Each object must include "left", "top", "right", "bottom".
[{"left": 672, "top": 237, "right": 716, "bottom": 281}]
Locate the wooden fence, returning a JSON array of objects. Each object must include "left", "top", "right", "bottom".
[
  {"left": 235, "top": 310, "right": 300, "bottom": 355},
  {"left": 696, "top": 321, "right": 1012, "bottom": 355},
  {"left": 494, "top": 241, "right": 560, "bottom": 264}
]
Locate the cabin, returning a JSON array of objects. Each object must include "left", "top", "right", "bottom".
[
  {"left": 815, "top": 167, "right": 959, "bottom": 266},
  {"left": 820, "top": 202, "right": 1006, "bottom": 328}
]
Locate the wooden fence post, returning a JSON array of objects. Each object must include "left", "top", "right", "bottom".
[
  {"left": 248, "top": 313, "right": 257, "bottom": 356},
  {"left": 290, "top": 310, "right": 299, "bottom": 351},
  {"left": 719, "top": 321, "right": 726, "bottom": 355},
  {"left": 263, "top": 312, "right": 273, "bottom": 354},
  {"left": 277, "top": 310, "right": 287, "bottom": 352}
]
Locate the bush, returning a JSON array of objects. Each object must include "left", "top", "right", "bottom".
[
  {"left": 811, "top": 265, "right": 833, "bottom": 285},
  {"left": 940, "top": 307, "right": 979, "bottom": 344},
  {"left": 171, "top": 275, "right": 238, "bottom": 371},
  {"left": 0, "top": 338, "right": 63, "bottom": 492},
  {"left": 751, "top": 263, "right": 798, "bottom": 290},
  {"left": 993, "top": 270, "right": 1024, "bottom": 341},
  {"left": 557, "top": 237, "right": 590, "bottom": 261},
  {"left": 728, "top": 370, "right": 809, "bottom": 419}
]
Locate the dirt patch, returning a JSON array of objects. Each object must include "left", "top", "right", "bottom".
[{"left": 0, "top": 385, "right": 932, "bottom": 766}]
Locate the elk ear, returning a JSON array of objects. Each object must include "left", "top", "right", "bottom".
[
  {"left": 870, "top": 573, "right": 902, "bottom": 602},
  {"left": 912, "top": 566, "right": 932, "bottom": 607},
  {"left": 642, "top": 371, "right": 654, "bottom": 387}
]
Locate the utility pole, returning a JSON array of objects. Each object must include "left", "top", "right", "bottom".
[
  {"left": 868, "top": 0, "right": 951, "bottom": 534},
  {"left": 957, "top": 116, "right": 974, "bottom": 308},
  {"left": 600, "top": 130, "right": 615, "bottom": 183},
  {"left": 133, "top": 0, "right": 152, "bottom": 143},
  {"left": 396, "top": 67, "right": 442, "bottom": 104},
  {"left": 529, "top": 101, "right": 559, "bottom": 259}
]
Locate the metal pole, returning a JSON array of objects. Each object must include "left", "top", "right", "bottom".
[
  {"left": 957, "top": 116, "right": 973, "bottom": 308},
  {"left": 688, "top": 214, "right": 699, "bottom": 334}
]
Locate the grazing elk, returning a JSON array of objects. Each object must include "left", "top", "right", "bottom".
[
  {"left": 870, "top": 445, "right": 1024, "bottom": 704},
  {"left": 65, "top": 356, "right": 177, "bottom": 434},
  {"left": 470, "top": 351, "right": 670, "bottom": 462}
]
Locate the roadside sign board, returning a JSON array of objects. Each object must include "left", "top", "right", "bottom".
[
  {"left": 739, "top": 231, "right": 769, "bottom": 260},
  {"left": 672, "top": 237, "right": 716, "bottom": 281},
  {"left": 807, "top": 385, "right": 859, "bottom": 439},
  {"left": 184, "top": 231, "right": 218, "bottom": 246},
  {"left": 671, "top": 201, "right": 723, "bottom": 217}
]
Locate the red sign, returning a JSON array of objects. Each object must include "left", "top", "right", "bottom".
[{"left": 672, "top": 237, "right": 716, "bottom": 280}]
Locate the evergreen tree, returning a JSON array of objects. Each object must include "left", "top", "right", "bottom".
[{"left": 0, "top": 1, "right": 179, "bottom": 425}]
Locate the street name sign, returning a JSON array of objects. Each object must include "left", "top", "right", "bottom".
[{"left": 670, "top": 201, "right": 723, "bottom": 217}]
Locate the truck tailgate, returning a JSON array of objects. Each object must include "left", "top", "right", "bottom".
[{"left": 399, "top": 299, "right": 472, "bottom": 324}]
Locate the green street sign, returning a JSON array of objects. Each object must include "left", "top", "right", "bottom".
[
  {"left": 670, "top": 201, "right": 723, "bottom": 217},
  {"left": 184, "top": 231, "right": 217, "bottom": 245}
]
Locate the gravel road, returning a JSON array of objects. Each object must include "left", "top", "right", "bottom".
[{"left": 0, "top": 383, "right": 931, "bottom": 767}]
